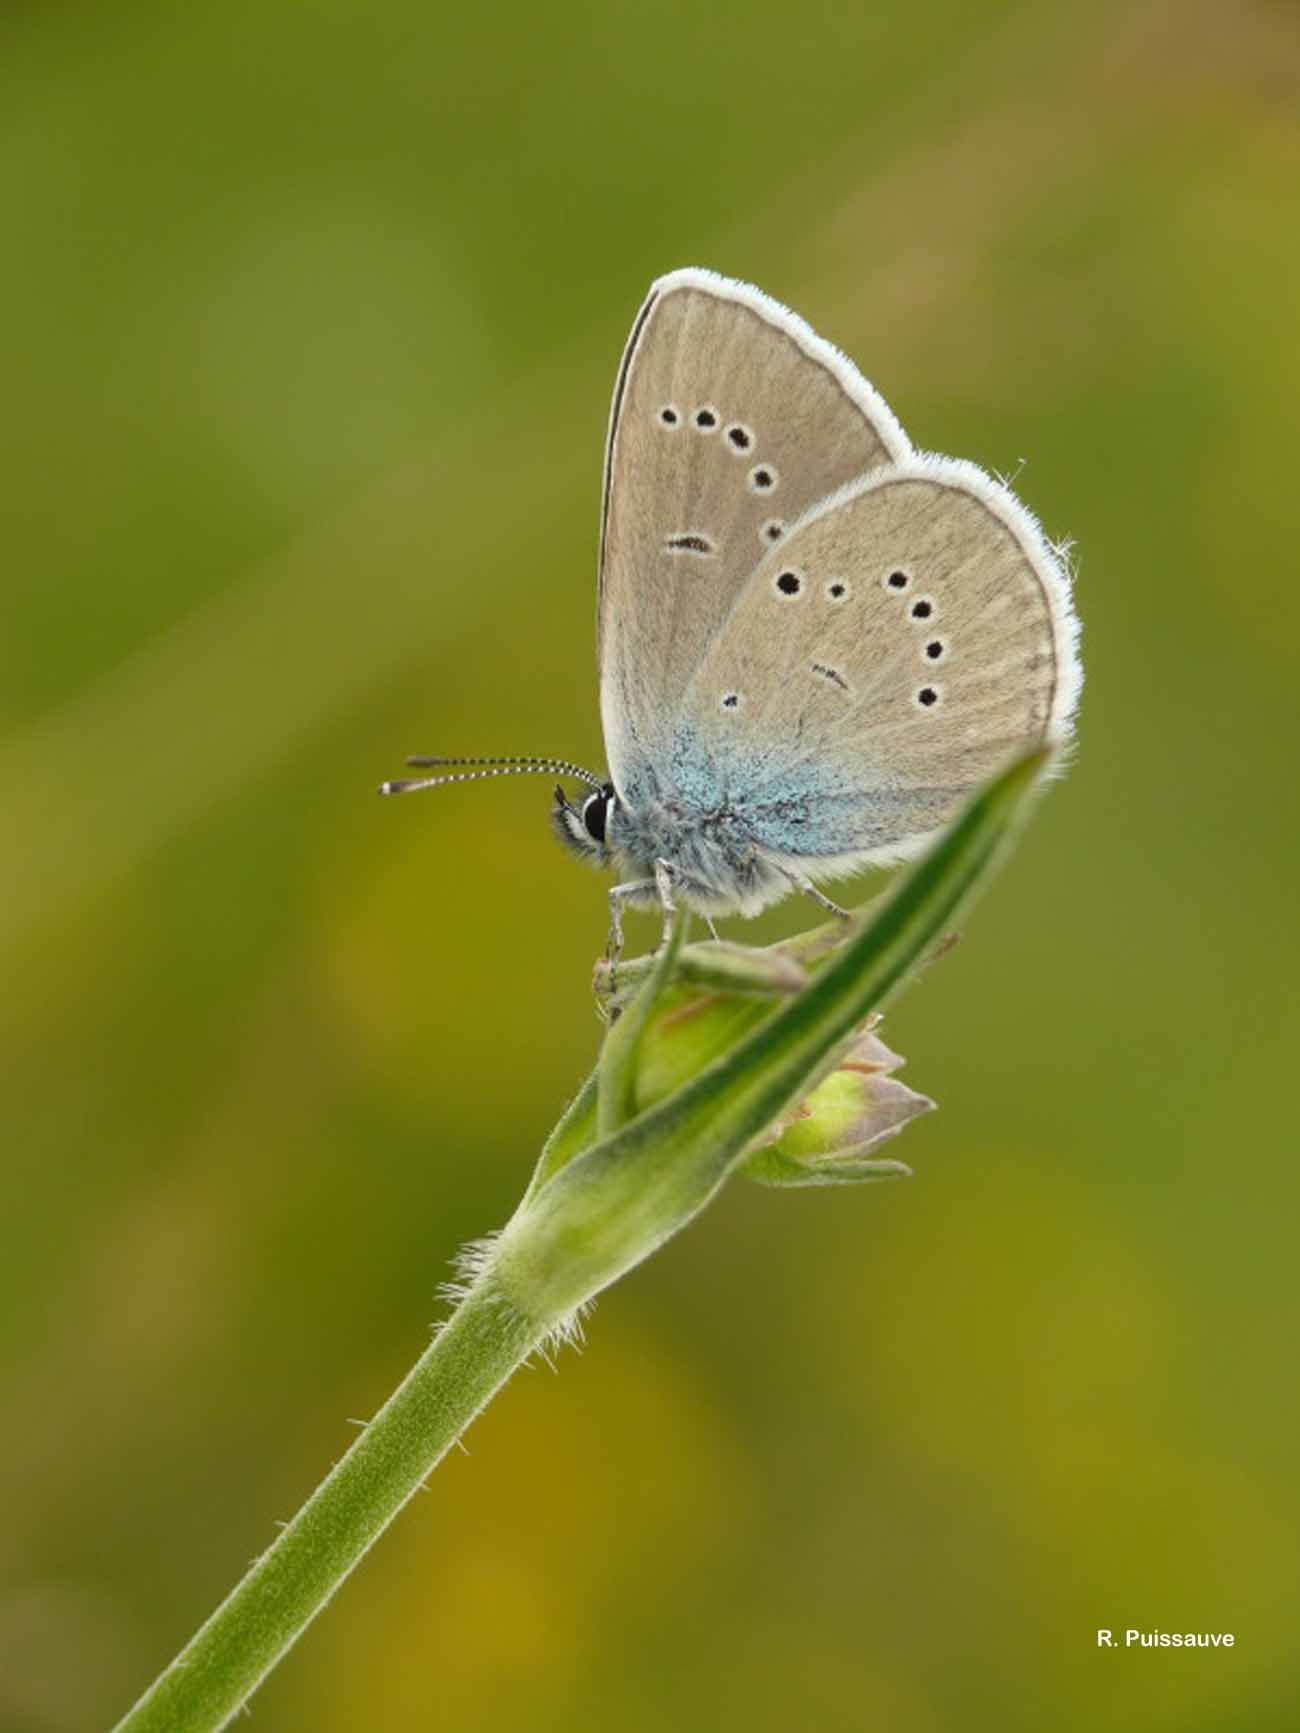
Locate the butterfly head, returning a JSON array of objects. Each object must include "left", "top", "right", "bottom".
[{"left": 553, "top": 779, "right": 618, "bottom": 864}]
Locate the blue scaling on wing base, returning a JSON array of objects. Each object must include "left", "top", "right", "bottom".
[{"left": 608, "top": 720, "right": 962, "bottom": 911}]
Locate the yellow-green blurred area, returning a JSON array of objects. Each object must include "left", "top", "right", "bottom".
[{"left": 3, "top": 0, "right": 1298, "bottom": 1727}]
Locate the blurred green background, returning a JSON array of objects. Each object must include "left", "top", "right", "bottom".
[{"left": 3, "top": 1, "right": 1298, "bottom": 1728}]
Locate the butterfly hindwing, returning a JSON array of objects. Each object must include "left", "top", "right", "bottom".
[
  {"left": 597, "top": 269, "right": 909, "bottom": 799},
  {"left": 675, "top": 458, "right": 1081, "bottom": 868}
]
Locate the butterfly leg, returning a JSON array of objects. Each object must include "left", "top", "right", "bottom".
[
  {"left": 785, "top": 870, "right": 851, "bottom": 923},
  {"left": 606, "top": 877, "right": 659, "bottom": 973},
  {"left": 653, "top": 858, "right": 677, "bottom": 949},
  {"left": 604, "top": 862, "right": 679, "bottom": 1001}
]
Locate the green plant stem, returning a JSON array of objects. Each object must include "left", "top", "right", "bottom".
[
  {"left": 112, "top": 750, "right": 1048, "bottom": 1732},
  {"left": 112, "top": 1278, "right": 545, "bottom": 1733}
]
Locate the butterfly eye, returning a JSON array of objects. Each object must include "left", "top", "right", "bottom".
[{"left": 581, "top": 792, "right": 609, "bottom": 842}]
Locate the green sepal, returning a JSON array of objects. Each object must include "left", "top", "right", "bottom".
[
  {"left": 744, "top": 1146, "right": 913, "bottom": 1188},
  {"left": 597, "top": 908, "right": 687, "bottom": 1138},
  {"left": 595, "top": 938, "right": 807, "bottom": 1012}
]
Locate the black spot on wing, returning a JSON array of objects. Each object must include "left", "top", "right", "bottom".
[
  {"left": 812, "top": 662, "right": 849, "bottom": 693},
  {"left": 665, "top": 533, "right": 715, "bottom": 555}
]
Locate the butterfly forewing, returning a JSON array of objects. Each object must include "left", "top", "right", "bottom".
[
  {"left": 676, "top": 460, "right": 1080, "bottom": 866},
  {"left": 598, "top": 269, "right": 908, "bottom": 798}
]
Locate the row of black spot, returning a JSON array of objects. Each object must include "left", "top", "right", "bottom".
[
  {"left": 658, "top": 402, "right": 751, "bottom": 448},
  {"left": 765, "top": 562, "right": 947, "bottom": 710},
  {"left": 769, "top": 568, "right": 850, "bottom": 602},
  {"left": 658, "top": 403, "right": 778, "bottom": 497},
  {"left": 885, "top": 567, "right": 947, "bottom": 707}
]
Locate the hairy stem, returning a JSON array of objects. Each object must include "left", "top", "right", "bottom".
[{"left": 112, "top": 1277, "right": 545, "bottom": 1733}]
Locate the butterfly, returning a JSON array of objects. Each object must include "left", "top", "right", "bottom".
[{"left": 383, "top": 268, "right": 1081, "bottom": 960}]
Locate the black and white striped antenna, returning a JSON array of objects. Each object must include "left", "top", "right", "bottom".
[{"left": 379, "top": 754, "right": 604, "bottom": 797}]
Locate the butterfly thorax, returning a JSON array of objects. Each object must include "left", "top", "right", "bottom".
[{"left": 607, "top": 784, "right": 791, "bottom": 918}]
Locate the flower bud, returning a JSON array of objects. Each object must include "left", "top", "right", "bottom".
[
  {"left": 591, "top": 920, "right": 935, "bottom": 1184},
  {"left": 742, "top": 1026, "right": 933, "bottom": 1187}
]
